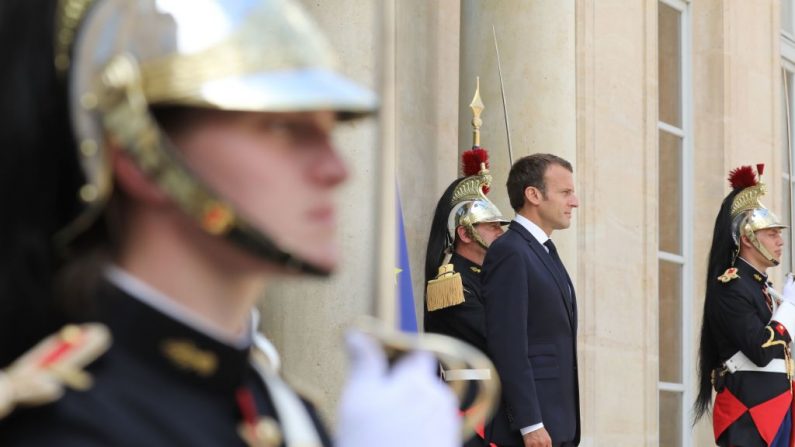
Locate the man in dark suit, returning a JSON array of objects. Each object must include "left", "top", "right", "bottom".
[{"left": 482, "top": 153, "right": 580, "bottom": 447}]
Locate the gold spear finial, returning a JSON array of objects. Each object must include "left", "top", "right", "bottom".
[{"left": 469, "top": 77, "right": 484, "bottom": 147}]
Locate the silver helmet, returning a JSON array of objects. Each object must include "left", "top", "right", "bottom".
[{"left": 447, "top": 168, "right": 508, "bottom": 249}]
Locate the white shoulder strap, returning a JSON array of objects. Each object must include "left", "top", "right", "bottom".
[{"left": 249, "top": 337, "right": 323, "bottom": 447}]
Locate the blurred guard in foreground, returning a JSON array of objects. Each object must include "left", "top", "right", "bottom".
[
  {"left": 695, "top": 165, "right": 795, "bottom": 447},
  {"left": 0, "top": 0, "right": 459, "bottom": 446}
]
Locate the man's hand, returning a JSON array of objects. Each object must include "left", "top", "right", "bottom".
[
  {"left": 336, "top": 331, "right": 460, "bottom": 447},
  {"left": 523, "top": 427, "right": 552, "bottom": 447}
]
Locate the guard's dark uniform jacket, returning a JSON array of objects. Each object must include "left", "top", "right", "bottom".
[
  {"left": 425, "top": 253, "right": 488, "bottom": 447},
  {"left": 0, "top": 280, "right": 332, "bottom": 447},
  {"left": 425, "top": 253, "right": 487, "bottom": 355},
  {"left": 708, "top": 258, "right": 793, "bottom": 447}
]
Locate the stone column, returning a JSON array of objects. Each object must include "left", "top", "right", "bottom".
[
  {"left": 458, "top": 0, "right": 578, "bottom": 340},
  {"left": 575, "top": 0, "right": 659, "bottom": 444}
]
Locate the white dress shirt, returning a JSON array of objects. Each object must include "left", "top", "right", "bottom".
[{"left": 514, "top": 214, "right": 550, "bottom": 251}]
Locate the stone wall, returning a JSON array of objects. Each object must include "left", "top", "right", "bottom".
[{"left": 259, "top": 1, "right": 786, "bottom": 444}]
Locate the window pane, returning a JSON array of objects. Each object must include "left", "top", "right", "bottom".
[
  {"left": 659, "top": 260, "right": 682, "bottom": 383},
  {"left": 784, "top": 0, "right": 794, "bottom": 34},
  {"left": 659, "top": 131, "right": 683, "bottom": 255},
  {"left": 659, "top": 3, "right": 681, "bottom": 127},
  {"left": 660, "top": 391, "right": 682, "bottom": 447}
]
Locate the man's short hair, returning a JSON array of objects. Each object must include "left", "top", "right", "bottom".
[{"left": 507, "top": 153, "right": 573, "bottom": 212}]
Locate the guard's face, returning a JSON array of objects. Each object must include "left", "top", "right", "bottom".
[
  {"left": 755, "top": 227, "right": 784, "bottom": 264},
  {"left": 538, "top": 164, "right": 578, "bottom": 231},
  {"left": 173, "top": 110, "right": 347, "bottom": 272},
  {"left": 474, "top": 222, "right": 505, "bottom": 248}
]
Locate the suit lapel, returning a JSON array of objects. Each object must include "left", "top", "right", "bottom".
[{"left": 509, "top": 222, "right": 575, "bottom": 326}]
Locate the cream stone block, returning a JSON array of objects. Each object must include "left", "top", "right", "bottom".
[
  {"left": 582, "top": 0, "right": 650, "bottom": 347},
  {"left": 577, "top": 0, "right": 657, "bottom": 444},
  {"left": 591, "top": 346, "right": 648, "bottom": 446}
]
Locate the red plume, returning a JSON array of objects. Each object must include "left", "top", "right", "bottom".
[
  {"left": 462, "top": 147, "right": 490, "bottom": 194},
  {"left": 462, "top": 147, "right": 489, "bottom": 176},
  {"left": 756, "top": 163, "right": 765, "bottom": 176},
  {"left": 728, "top": 165, "right": 758, "bottom": 190}
]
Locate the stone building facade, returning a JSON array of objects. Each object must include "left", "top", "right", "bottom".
[{"left": 260, "top": 1, "right": 793, "bottom": 445}]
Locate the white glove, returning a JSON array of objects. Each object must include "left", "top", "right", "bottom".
[
  {"left": 782, "top": 273, "right": 795, "bottom": 305},
  {"left": 336, "top": 330, "right": 461, "bottom": 447}
]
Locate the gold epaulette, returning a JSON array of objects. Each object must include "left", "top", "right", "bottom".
[
  {"left": 426, "top": 264, "right": 465, "bottom": 311},
  {"left": 0, "top": 323, "right": 111, "bottom": 419}
]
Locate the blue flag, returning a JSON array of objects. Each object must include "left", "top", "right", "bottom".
[{"left": 397, "top": 194, "right": 417, "bottom": 332}]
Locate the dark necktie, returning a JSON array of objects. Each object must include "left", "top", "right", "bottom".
[{"left": 544, "top": 239, "right": 572, "bottom": 303}]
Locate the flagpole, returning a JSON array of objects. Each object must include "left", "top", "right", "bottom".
[{"left": 373, "top": 0, "right": 397, "bottom": 326}]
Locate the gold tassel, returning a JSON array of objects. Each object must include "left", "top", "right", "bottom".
[{"left": 426, "top": 264, "right": 465, "bottom": 311}]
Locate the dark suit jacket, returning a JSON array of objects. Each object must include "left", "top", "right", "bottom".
[{"left": 482, "top": 221, "right": 580, "bottom": 446}]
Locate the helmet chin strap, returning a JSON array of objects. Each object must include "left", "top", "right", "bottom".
[
  {"left": 463, "top": 224, "right": 489, "bottom": 251},
  {"left": 98, "top": 54, "right": 329, "bottom": 276}
]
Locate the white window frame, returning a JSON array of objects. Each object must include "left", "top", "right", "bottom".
[
  {"left": 782, "top": 0, "right": 795, "bottom": 49},
  {"left": 657, "top": 0, "right": 692, "bottom": 446},
  {"left": 781, "top": 0, "right": 795, "bottom": 271},
  {"left": 780, "top": 65, "right": 794, "bottom": 271}
]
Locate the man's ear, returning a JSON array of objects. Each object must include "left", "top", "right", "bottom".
[
  {"left": 456, "top": 225, "right": 473, "bottom": 244},
  {"left": 111, "top": 144, "right": 169, "bottom": 205},
  {"left": 524, "top": 186, "right": 542, "bottom": 206},
  {"left": 739, "top": 234, "right": 754, "bottom": 250}
]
